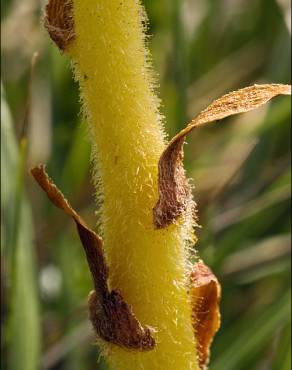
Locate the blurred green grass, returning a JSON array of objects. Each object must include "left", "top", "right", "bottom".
[{"left": 1, "top": 0, "right": 291, "bottom": 370}]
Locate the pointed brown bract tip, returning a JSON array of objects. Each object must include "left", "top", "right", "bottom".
[
  {"left": 153, "top": 84, "right": 291, "bottom": 229},
  {"left": 190, "top": 261, "right": 221, "bottom": 370},
  {"left": 31, "top": 164, "right": 155, "bottom": 351},
  {"left": 44, "top": 0, "right": 75, "bottom": 51}
]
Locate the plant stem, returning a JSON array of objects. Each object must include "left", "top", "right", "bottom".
[{"left": 68, "top": 1, "right": 198, "bottom": 369}]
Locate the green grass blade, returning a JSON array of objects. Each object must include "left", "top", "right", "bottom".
[
  {"left": 211, "top": 291, "right": 291, "bottom": 370},
  {"left": 9, "top": 198, "right": 41, "bottom": 370},
  {"left": 1, "top": 86, "right": 41, "bottom": 370}
]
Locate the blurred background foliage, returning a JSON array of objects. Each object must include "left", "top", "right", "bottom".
[{"left": 1, "top": 0, "right": 291, "bottom": 369}]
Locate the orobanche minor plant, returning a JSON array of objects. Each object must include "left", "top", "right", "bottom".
[{"left": 31, "top": 1, "right": 291, "bottom": 370}]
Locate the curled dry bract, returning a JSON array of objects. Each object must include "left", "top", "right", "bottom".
[
  {"left": 31, "top": 165, "right": 155, "bottom": 351},
  {"left": 154, "top": 84, "right": 291, "bottom": 228},
  {"left": 190, "top": 261, "right": 221, "bottom": 370}
]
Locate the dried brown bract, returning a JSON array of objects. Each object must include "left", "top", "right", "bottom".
[
  {"left": 154, "top": 84, "right": 291, "bottom": 228},
  {"left": 44, "top": 0, "right": 75, "bottom": 51},
  {"left": 153, "top": 136, "right": 192, "bottom": 229},
  {"left": 31, "top": 165, "right": 155, "bottom": 351},
  {"left": 190, "top": 261, "right": 221, "bottom": 370}
]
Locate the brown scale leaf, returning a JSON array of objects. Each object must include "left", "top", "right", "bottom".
[
  {"left": 31, "top": 165, "right": 155, "bottom": 351},
  {"left": 153, "top": 84, "right": 291, "bottom": 228},
  {"left": 190, "top": 261, "right": 221, "bottom": 370},
  {"left": 44, "top": 0, "right": 75, "bottom": 51}
]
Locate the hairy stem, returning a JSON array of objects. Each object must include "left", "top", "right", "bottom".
[{"left": 66, "top": 1, "right": 198, "bottom": 369}]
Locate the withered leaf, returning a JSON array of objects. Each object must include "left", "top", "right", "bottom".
[
  {"left": 44, "top": 0, "right": 75, "bottom": 51},
  {"left": 190, "top": 261, "right": 221, "bottom": 370},
  {"left": 31, "top": 165, "right": 155, "bottom": 351},
  {"left": 153, "top": 84, "right": 291, "bottom": 228}
]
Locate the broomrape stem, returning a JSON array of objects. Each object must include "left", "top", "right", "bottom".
[{"left": 66, "top": 1, "right": 198, "bottom": 369}]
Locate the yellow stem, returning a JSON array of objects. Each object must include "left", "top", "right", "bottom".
[{"left": 68, "top": 1, "right": 198, "bottom": 369}]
